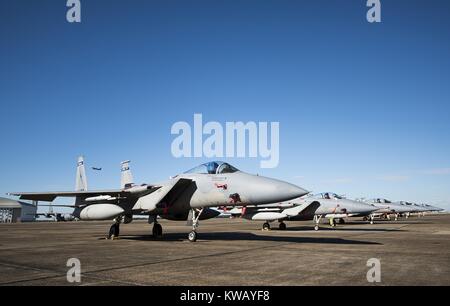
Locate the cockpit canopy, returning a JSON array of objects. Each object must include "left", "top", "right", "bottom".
[
  {"left": 184, "top": 161, "right": 240, "bottom": 175},
  {"left": 374, "top": 198, "right": 391, "bottom": 204},
  {"left": 318, "top": 192, "right": 342, "bottom": 200},
  {"left": 399, "top": 201, "right": 413, "bottom": 205}
]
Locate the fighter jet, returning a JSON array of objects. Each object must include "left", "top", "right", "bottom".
[
  {"left": 34, "top": 201, "right": 77, "bottom": 222},
  {"left": 361, "top": 198, "right": 412, "bottom": 221},
  {"left": 221, "top": 192, "right": 378, "bottom": 231},
  {"left": 9, "top": 157, "right": 308, "bottom": 242},
  {"left": 396, "top": 201, "right": 444, "bottom": 218},
  {"left": 417, "top": 203, "right": 444, "bottom": 212},
  {"left": 361, "top": 198, "right": 440, "bottom": 221}
]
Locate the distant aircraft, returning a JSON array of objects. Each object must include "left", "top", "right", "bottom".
[
  {"left": 360, "top": 198, "right": 443, "bottom": 220},
  {"left": 35, "top": 201, "right": 77, "bottom": 222},
  {"left": 362, "top": 198, "right": 412, "bottom": 221},
  {"left": 9, "top": 157, "right": 308, "bottom": 242},
  {"left": 416, "top": 203, "right": 444, "bottom": 212},
  {"left": 220, "top": 192, "right": 378, "bottom": 230},
  {"left": 91, "top": 167, "right": 102, "bottom": 171},
  {"left": 396, "top": 201, "right": 444, "bottom": 217}
]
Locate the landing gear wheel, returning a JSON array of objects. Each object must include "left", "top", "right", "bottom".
[
  {"left": 313, "top": 215, "right": 322, "bottom": 231},
  {"left": 152, "top": 223, "right": 163, "bottom": 237},
  {"left": 187, "top": 208, "right": 204, "bottom": 242},
  {"left": 188, "top": 231, "right": 197, "bottom": 242},
  {"left": 278, "top": 222, "right": 287, "bottom": 230},
  {"left": 108, "top": 223, "right": 120, "bottom": 239},
  {"left": 262, "top": 222, "right": 271, "bottom": 231},
  {"left": 339, "top": 218, "right": 345, "bottom": 224}
]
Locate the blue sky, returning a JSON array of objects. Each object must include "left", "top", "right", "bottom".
[{"left": 1, "top": 0, "right": 450, "bottom": 212}]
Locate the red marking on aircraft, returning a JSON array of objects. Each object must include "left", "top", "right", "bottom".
[{"left": 215, "top": 183, "right": 228, "bottom": 190}]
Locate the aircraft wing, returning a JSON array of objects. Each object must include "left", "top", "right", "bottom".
[{"left": 8, "top": 186, "right": 161, "bottom": 202}]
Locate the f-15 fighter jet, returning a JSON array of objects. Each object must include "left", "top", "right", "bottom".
[
  {"left": 9, "top": 157, "right": 308, "bottom": 242},
  {"left": 219, "top": 192, "right": 378, "bottom": 230}
]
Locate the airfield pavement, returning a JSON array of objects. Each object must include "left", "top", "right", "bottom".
[{"left": 0, "top": 214, "right": 449, "bottom": 286}]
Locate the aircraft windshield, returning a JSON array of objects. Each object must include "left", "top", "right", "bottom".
[
  {"left": 184, "top": 161, "right": 239, "bottom": 174},
  {"left": 320, "top": 192, "right": 342, "bottom": 199},
  {"left": 375, "top": 198, "right": 391, "bottom": 203}
]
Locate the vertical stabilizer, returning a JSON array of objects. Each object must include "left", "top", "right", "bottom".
[
  {"left": 121, "top": 160, "right": 134, "bottom": 189},
  {"left": 75, "top": 156, "right": 88, "bottom": 191}
]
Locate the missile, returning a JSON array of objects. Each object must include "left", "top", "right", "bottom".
[
  {"left": 85, "top": 195, "right": 115, "bottom": 202},
  {"left": 126, "top": 185, "right": 152, "bottom": 194}
]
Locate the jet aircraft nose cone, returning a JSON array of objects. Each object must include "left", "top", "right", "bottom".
[
  {"left": 281, "top": 183, "right": 309, "bottom": 200},
  {"left": 237, "top": 173, "right": 309, "bottom": 205},
  {"left": 350, "top": 201, "right": 379, "bottom": 214},
  {"left": 258, "top": 178, "right": 308, "bottom": 203}
]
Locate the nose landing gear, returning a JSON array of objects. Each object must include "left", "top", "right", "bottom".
[
  {"left": 313, "top": 215, "right": 322, "bottom": 231},
  {"left": 188, "top": 208, "right": 204, "bottom": 242}
]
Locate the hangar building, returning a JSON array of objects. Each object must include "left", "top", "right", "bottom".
[{"left": 0, "top": 197, "right": 37, "bottom": 223}]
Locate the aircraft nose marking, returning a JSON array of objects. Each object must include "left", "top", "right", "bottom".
[{"left": 215, "top": 183, "right": 227, "bottom": 190}]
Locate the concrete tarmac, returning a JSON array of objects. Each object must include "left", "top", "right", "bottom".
[{"left": 0, "top": 214, "right": 449, "bottom": 286}]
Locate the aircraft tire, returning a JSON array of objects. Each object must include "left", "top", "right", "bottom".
[
  {"left": 188, "top": 231, "right": 197, "bottom": 242},
  {"left": 152, "top": 223, "right": 163, "bottom": 237},
  {"left": 279, "top": 222, "right": 287, "bottom": 230},
  {"left": 262, "top": 222, "right": 271, "bottom": 231},
  {"left": 109, "top": 223, "right": 119, "bottom": 239}
]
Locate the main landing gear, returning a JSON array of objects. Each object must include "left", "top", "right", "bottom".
[
  {"left": 188, "top": 208, "right": 204, "bottom": 242},
  {"left": 108, "top": 217, "right": 122, "bottom": 240},
  {"left": 278, "top": 221, "right": 287, "bottom": 230},
  {"left": 148, "top": 215, "right": 163, "bottom": 238},
  {"left": 152, "top": 222, "right": 163, "bottom": 238}
]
